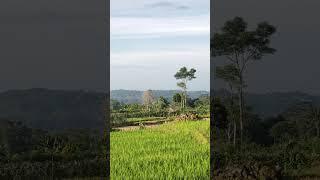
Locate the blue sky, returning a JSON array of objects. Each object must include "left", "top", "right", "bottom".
[{"left": 110, "top": 0, "right": 210, "bottom": 91}]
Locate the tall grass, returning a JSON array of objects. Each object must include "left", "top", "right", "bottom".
[{"left": 111, "top": 120, "right": 210, "bottom": 179}]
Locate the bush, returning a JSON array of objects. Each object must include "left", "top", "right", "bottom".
[
  {"left": 111, "top": 113, "right": 127, "bottom": 125},
  {"left": 0, "top": 158, "right": 107, "bottom": 178}
]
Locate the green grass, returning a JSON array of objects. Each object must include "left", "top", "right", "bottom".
[{"left": 111, "top": 120, "right": 210, "bottom": 179}]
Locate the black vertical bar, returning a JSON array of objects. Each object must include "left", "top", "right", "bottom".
[
  {"left": 105, "top": 0, "right": 110, "bottom": 179},
  {"left": 210, "top": 0, "right": 215, "bottom": 179}
]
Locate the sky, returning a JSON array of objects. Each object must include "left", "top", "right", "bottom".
[
  {"left": 110, "top": 0, "right": 210, "bottom": 91},
  {"left": 0, "top": 0, "right": 106, "bottom": 92},
  {"left": 212, "top": 0, "right": 320, "bottom": 95}
]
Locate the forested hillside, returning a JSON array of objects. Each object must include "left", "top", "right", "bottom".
[
  {"left": 0, "top": 88, "right": 106, "bottom": 130},
  {"left": 214, "top": 89, "right": 320, "bottom": 118}
]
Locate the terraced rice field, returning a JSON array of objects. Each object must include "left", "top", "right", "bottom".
[{"left": 110, "top": 120, "right": 210, "bottom": 179}]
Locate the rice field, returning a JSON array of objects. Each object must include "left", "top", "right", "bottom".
[{"left": 110, "top": 120, "right": 210, "bottom": 179}]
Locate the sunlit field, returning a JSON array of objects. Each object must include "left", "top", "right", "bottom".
[{"left": 110, "top": 120, "right": 210, "bottom": 179}]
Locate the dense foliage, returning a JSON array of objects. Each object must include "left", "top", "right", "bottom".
[
  {"left": 111, "top": 94, "right": 210, "bottom": 126},
  {"left": 0, "top": 119, "right": 107, "bottom": 178}
]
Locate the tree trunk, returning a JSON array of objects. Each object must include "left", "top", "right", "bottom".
[
  {"left": 239, "top": 76, "right": 244, "bottom": 146},
  {"left": 316, "top": 123, "right": 320, "bottom": 138},
  {"left": 227, "top": 122, "right": 231, "bottom": 144},
  {"left": 229, "top": 85, "right": 237, "bottom": 147},
  {"left": 183, "top": 93, "right": 185, "bottom": 110},
  {"left": 233, "top": 118, "right": 237, "bottom": 147},
  {"left": 51, "top": 152, "right": 54, "bottom": 179},
  {"left": 184, "top": 79, "right": 187, "bottom": 111},
  {"left": 185, "top": 90, "right": 187, "bottom": 109},
  {"left": 180, "top": 93, "right": 183, "bottom": 110}
]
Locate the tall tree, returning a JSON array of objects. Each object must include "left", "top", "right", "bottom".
[
  {"left": 215, "top": 64, "right": 240, "bottom": 146},
  {"left": 142, "top": 90, "right": 155, "bottom": 112},
  {"left": 174, "top": 67, "right": 196, "bottom": 110},
  {"left": 177, "top": 82, "right": 187, "bottom": 109},
  {"left": 211, "top": 17, "right": 276, "bottom": 144}
]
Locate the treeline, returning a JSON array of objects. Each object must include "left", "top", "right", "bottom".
[
  {"left": 213, "top": 98, "right": 320, "bottom": 176},
  {"left": 213, "top": 97, "right": 320, "bottom": 145},
  {"left": 111, "top": 91, "right": 210, "bottom": 126},
  {"left": 110, "top": 89, "right": 209, "bottom": 104}
]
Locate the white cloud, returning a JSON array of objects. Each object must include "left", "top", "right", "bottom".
[
  {"left": 110, "top": 48, "right": 210, "bottom": 90},
  {"left": 111, "top": 0, "right": 209, "bottom": 14},
  {"left": 111, "top": 48, "right": 209, "bottom": 62},
  {"left": 110, "top": 15, "right": 209, "bottom": 39},
  {"left": 111, "top": 48, "right": 209, "bottom": 72}
]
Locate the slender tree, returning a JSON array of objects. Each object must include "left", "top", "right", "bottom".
[
  {"left": 211, "top": 17, "right": 276, "bottom": 144},
  {"left": 174, "top": 67, "right": 196, "bottom": 110},
  {"left": 142, "top": 90, "right": 155, "bottom": 112},
  {"left": 177, "top": 82, "right": 187, "bottom": 109},
  {"left": 215, "top": 64, "right": 240, "bottom": 146}
]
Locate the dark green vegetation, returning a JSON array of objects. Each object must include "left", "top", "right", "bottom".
[
  {"left": 0, "top": 119, "right": 107, "bottom": 178},
  {"left": 212, "top": 17, "right": 320, "bottom": 179},
  {"left": 0, "top": 89, "right": 107, "bottom": 178},
  {"left": 111, "top": 90, "right": 210, "bottom": 127},
  {"left": 212, "top": 98, "right": 320, "bottom": 179}
]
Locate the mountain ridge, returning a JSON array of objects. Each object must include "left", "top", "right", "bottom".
[{"left": 111, "top": 89, "right": 209, "bottom": 104}]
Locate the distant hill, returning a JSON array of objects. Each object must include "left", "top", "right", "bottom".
[
  {"left": 0, "top": 88, "right": 106, "bottom": 130},
  {"left": 111, "top": 89, "right": 209, "bottom": 104},
  {"left": 245, "top": 92, "right": 320, "bottom": 118},
  {"left": 214, "top": 89, "right": 320, "bottom": 118}
]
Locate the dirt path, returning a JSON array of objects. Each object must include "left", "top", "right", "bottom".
[
  {"left": 113, "top": 120, "right": 170, "bottom": 131},
  {"left": 113, "top": 118, "right": 208, "bottom": 132}
]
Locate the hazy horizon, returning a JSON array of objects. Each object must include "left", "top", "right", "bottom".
[
  {"left": 3, "top": 88, "right": 320, "bottom": 96},
  {"left": 111, "top": 88, "right": 209, "bottom": 92}
]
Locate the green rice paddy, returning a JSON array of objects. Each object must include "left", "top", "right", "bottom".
[{"left": 110, "top": 120, "right": 210, "bottom": 179}]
